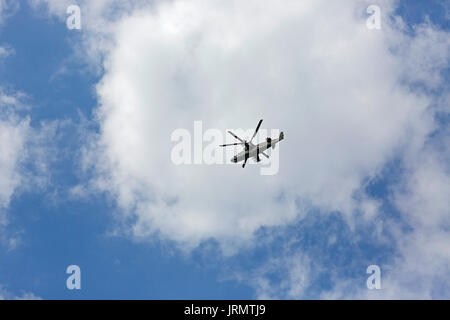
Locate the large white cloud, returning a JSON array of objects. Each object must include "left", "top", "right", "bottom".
[
  {"left": 64, "top": 0, "right": 447, "bottom": 254},
  {"left": 32, "top": 0, "right": 450, "bottom": 298}
]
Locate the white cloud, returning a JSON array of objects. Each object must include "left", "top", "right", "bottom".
[
  {"left": 0, "top": 0, "right": 19, "bottom": 55},
  {"left": 0, "top": 45, "right": 13, "bottom": 59},
  {"left": 247, "top": 250, "right": 313, "bottom": 300},
  {"left": 0, "top": 285, "right": 41, "bottom": 300},
  {"left": 382, "top": 128, "right": 450, "bottom": 298},
  {"left": 74, "top": 0, "right": 449, "bottom": 253},
  {"left": 34, "top": 0, "right": 450, "bottom": 297},
  {"left": 0, "top": 89, "right": 56, "bottom": 248},
  {"left": 0, "top": 0, "right": 19, "bottom": 27},
  {"left": 0, "top": 2, "right": 69, "bottom": 250},
  {"left": 0, "top": 91, "right": 31, "bottom": 224}
]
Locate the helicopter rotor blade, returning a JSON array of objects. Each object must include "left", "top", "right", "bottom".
[
  {"left": 242, "top": 157, "right": 248, "bottom": 168},
  {"left": 220, "top": 142, "right": 244, "bottom": 147},
  {"left": 227, "top": 131, "right": 245, "bottom": 143},
  {"left": 250, "top": 119, "right": 263, "bottom": 143}
]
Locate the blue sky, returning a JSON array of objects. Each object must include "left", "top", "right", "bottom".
[{"left": 0, "top": 0, "right": 449, "bottom": 299}]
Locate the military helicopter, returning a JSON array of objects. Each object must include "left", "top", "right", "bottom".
[{"left": 220, "top": 119, "right": 284, "bottom": 168}]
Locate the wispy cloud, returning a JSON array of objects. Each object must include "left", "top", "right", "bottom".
[
  {"left": 0, "top": 88, "right": 61, "bottom": 249},
  {"left": 0, "top": 285, "right": 42, "bottom": 300},
  {"left": 0, "top": 0, "right": 19, "bottom": 27}
]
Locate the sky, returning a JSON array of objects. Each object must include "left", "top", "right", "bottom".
[{"left": 0, "top": 0, "right": 449, "bottom": 299}]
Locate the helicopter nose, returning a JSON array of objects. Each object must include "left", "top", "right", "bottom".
[{"left": 231, "top": 156, "right": 238, "bottom": 163}]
